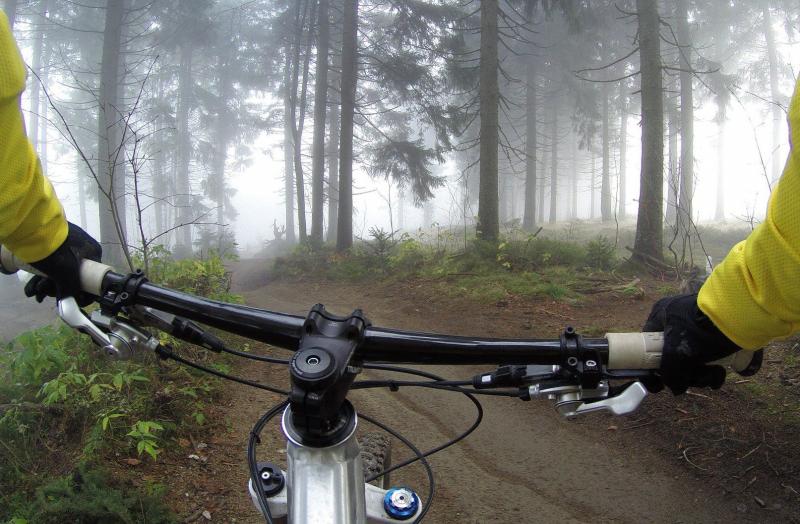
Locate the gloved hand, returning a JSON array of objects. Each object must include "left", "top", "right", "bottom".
[
  {"left": 25, "top": 222, "right": 102, "bottom": 307},
  {"left": 642, "top": 293, "right": 740, "bottom": 395}
]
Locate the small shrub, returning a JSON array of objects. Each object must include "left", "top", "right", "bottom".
[
  {"left": 389, "top": 237, "right": 427, "bottom": 274},
  {"left": 8, "top": 464, "right": 175, "bottom": 524},
  {"left": 138, "top": 246, "right": 241, "bottom": 302},
  {"left": 499, "top": 237, "right": 586, "bottom": 270},
  {"left": 540, "top": 282, "right": 569, "bottom": 300},
  {"left": 585, "top": 236, "right": 617, "bottom": 270}
]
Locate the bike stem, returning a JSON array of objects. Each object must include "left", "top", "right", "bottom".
[{"left": 287, "top": 304, "right": 370, "bottom": 446}]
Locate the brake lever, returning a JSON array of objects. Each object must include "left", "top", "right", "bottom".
[
  {"left": 90, "top": 310, "right": 161, "bottom": 359},
  {"left": 563, "top": 382, "right": 648, "bottom": 418},
  {"left": 528, "top": 379, "right": 648, "bottom": 419},
  {"left": 57, "top": 297, "right": 120, "bottom": 357}
]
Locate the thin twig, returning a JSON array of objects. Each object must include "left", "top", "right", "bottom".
[
  {"left": 737, "top": 443, "right": 761, "bottom": 461},
  {"left": 686, "top": 391, "right": 712, "bottom": 400},
  {"left": 682, "top": 447, "right": 710, "bottom": 471}
]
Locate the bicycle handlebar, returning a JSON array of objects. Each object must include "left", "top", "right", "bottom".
[{"left": 0, "top": 246, "right": 756, "bottom": 371}]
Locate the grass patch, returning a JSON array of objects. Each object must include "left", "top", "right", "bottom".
[
  {"left": 0, "top": 249, "right": 240, "bottom": 522},
  {"left": 7, "top": 464, "right": 174, "bottom": 524},
  {"left": 272, "top": 230, "right": 619, "bottom": 302},
  {"left": 736, "top": 339, "right": 800, "bottom": 429}
]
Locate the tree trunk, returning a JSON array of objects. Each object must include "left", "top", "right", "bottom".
[
  {"left": 764, "top": 5, "right": 782, "bottom": 185},
  {"left": 423, "top": 201, "right": 433, "bottom": 228},
  {"left": 174, "top": 40, "right": 194, "bottom": 258},
  {"left": 676, "top": 0, "right": 694, "bottom": 239},
  {"left": 477, "top": 0, "right": 499, "bottom": 242},
  {"left": 590, "top": 150, "right": 596, "bottom": 219},
  {"left": 152, "top": 71, "right": 166, "bottom": 237},
  {"left": 510, "top": 173, "right": 517, "bottom": 221},
  {"left": 4, "top": 0, "right": 18, "bottom": 29},
  {"left": 522, "top": 61, "right": 537, "bottom": 230},
  {"left": 397, "top": 189, "right": 405, "bottom": 231},
  {"left": 549, "top": 101, "right": 558, "bottom": 224},
  {"left": 633, "top": 0, "right": 664, "bottom": 261},
  {"left": 153, "top": 134, "right": 165, "bottom": 235},
  {"left": 97, "top": 0, "right": 128, "bottom": 268},
  {"left": 291, "top": 0, "right": 314, "bottom": 243},
  {"left": 167, "top": 144, "right": 178, "bottom": 248},
  {"left": 715, "top": 120, "right": 726, "bottom": 221},
  {"left": 327, "top": 85, "right": 340, "bottom": 243},
  {"left": 618, "top": 85, "right": 627, "bottom": 219},
  {"left": 39, "top": 1, "right": 51, "bottom": 174},
  {"left": 28, "top": 0, "right": 46, "bottom": 151},
  {"left": 336, "top": 0, "right": 358, "bottom": 251},
  {"left": 666, "top": 84, "right": 678, "bottom": 228},
  {"left": 538, "top": 147, "right": 546, "bottom": 225},
  {"left": 499, "top": 162, "right": 509, "bottom": 224},
  {"left": 326, "top": 2, "right": 342, "bottom": 243},
  {"left": 601, "top": 83, "right": 611, "bottom": 221},
  {"left": 310, "top": 0, "right": 329, "bottom": 246},
  {"left": 283, "top": 48, "right": 296, "bottom": 243},
  {"left": 78, "top": 161, "right": 88, "bottom": 229},
  {"left": 570, "top": 133, "right": 577, "bottom": 219},
  {"left": 213, "top": 54, "right": 233, "bottom": 251}
]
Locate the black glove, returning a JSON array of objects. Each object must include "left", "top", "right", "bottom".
[
  {"left": 642, "top": 293, "right": 740, "bottom": 395},
  {"left": 25, "top": 222, "right": 102, "bottom": 307}
]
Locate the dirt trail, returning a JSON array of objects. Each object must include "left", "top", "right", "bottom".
[
  {"left": 0, "top": 274, "right": 58, "bottom": 341},
  {"left": 178, "top": 258, "right": 783, "bottom": 524}
]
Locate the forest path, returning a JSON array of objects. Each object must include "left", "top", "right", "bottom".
[
  {"left": 182, "top": 258, "right": 776, "bottom": 523},
  {"left": 0, "top": 273, "right": 58, "bottom": 341}
]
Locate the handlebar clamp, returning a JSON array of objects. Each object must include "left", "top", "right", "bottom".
[
  {"left": 560, "top": 326, "right": 602, "bottom": 389},
  {"left": 98, "top": 269, "right": 149, "bottom": 315}
]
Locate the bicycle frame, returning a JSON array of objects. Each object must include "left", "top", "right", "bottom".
[{"left": 247, "top": 406, "right": 421, "bottom": 523}]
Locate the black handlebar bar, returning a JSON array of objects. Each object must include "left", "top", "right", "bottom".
[{"left": 103, "top": 271, "right": 609, "bottom": 365}]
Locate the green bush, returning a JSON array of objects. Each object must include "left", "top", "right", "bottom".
[
  {"left": 584, "top": 236, "right": 617, "bottom": 270},
  {"left": 7, "top": 464, "right": 175, "bottom": 524},
  {"left": 274, "top": 249, "right": 333, "bottom": 279},
  {"left": 0, "top": 253, "right": 231, "bottom": 520},
  {"left": 137, "top": 246, "right": 241, "bottom": 302},
  {"left": 497, "top": 237, "right": 586, "bottom": 271},
  {"left": 389, "top": 236, "right": 427, "bottom": 274}
]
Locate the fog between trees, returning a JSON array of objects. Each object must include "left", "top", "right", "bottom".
[{"left": 6, "top": 0, "right": 798, "bottom": 267}]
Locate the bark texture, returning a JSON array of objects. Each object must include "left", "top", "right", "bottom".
[
  {"left": 336, "top": 0, "right": 358, "bottom": 251},
  {"left": 310, "top": 0, "right": 329, "bottom": 246},
  {"left": 477, "top": 0, "right": 499, "bottom": 241},
  {"left": 97, "top": 0, "right": 128, "bottom": 267},
  {"left": 632, "top": 0, "right": 664, "bottom": 261}
]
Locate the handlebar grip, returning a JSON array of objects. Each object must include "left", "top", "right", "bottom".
[
  {"left": 0, "top": 245, "right": 113, "bottom": 297},
  {"left": 605, "top": 331, "right": 761, "bottom": 374},
  {"left": 605, "top": 332, "right": 663, "bottom": 370}
]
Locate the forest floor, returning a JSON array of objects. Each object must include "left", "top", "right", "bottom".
[{"left": 146, "top": 257, "right": 800, "bottom": 524}]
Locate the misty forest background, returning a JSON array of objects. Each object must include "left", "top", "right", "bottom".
[{"left": 5, "top": 0, "right": 798, "bottom": 273}]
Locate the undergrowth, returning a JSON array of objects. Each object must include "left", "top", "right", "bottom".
[
  {"left": 273, "top": 229, "right": 619, "bottom": 302},
  {"left": 0, "top": 249, "right": 240, "bottom": 523}
]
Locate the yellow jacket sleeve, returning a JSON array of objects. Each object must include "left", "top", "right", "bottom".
[
  {"left": 698, "top": 79, "right": 800, "bottom": 350},
  {"left": 0, "top": 11, "right": 67, "bottom": 263}
]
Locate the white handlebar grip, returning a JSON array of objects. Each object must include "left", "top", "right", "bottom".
[
  {"left": 605, "top": 332, "right": 664, "bottom": 370},
  {"left": 0, "top": 245, "right": 113, "bottom": 297},
  {"left": 79, "top": 259, "right": 113, "bottom": 296},
  {"left": 606, "top": 331, "right": 759, "bottom": 373}
]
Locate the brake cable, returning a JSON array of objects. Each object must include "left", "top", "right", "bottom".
[{"left": 155, "top": 346, "right": 290, "bottom": 396}]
